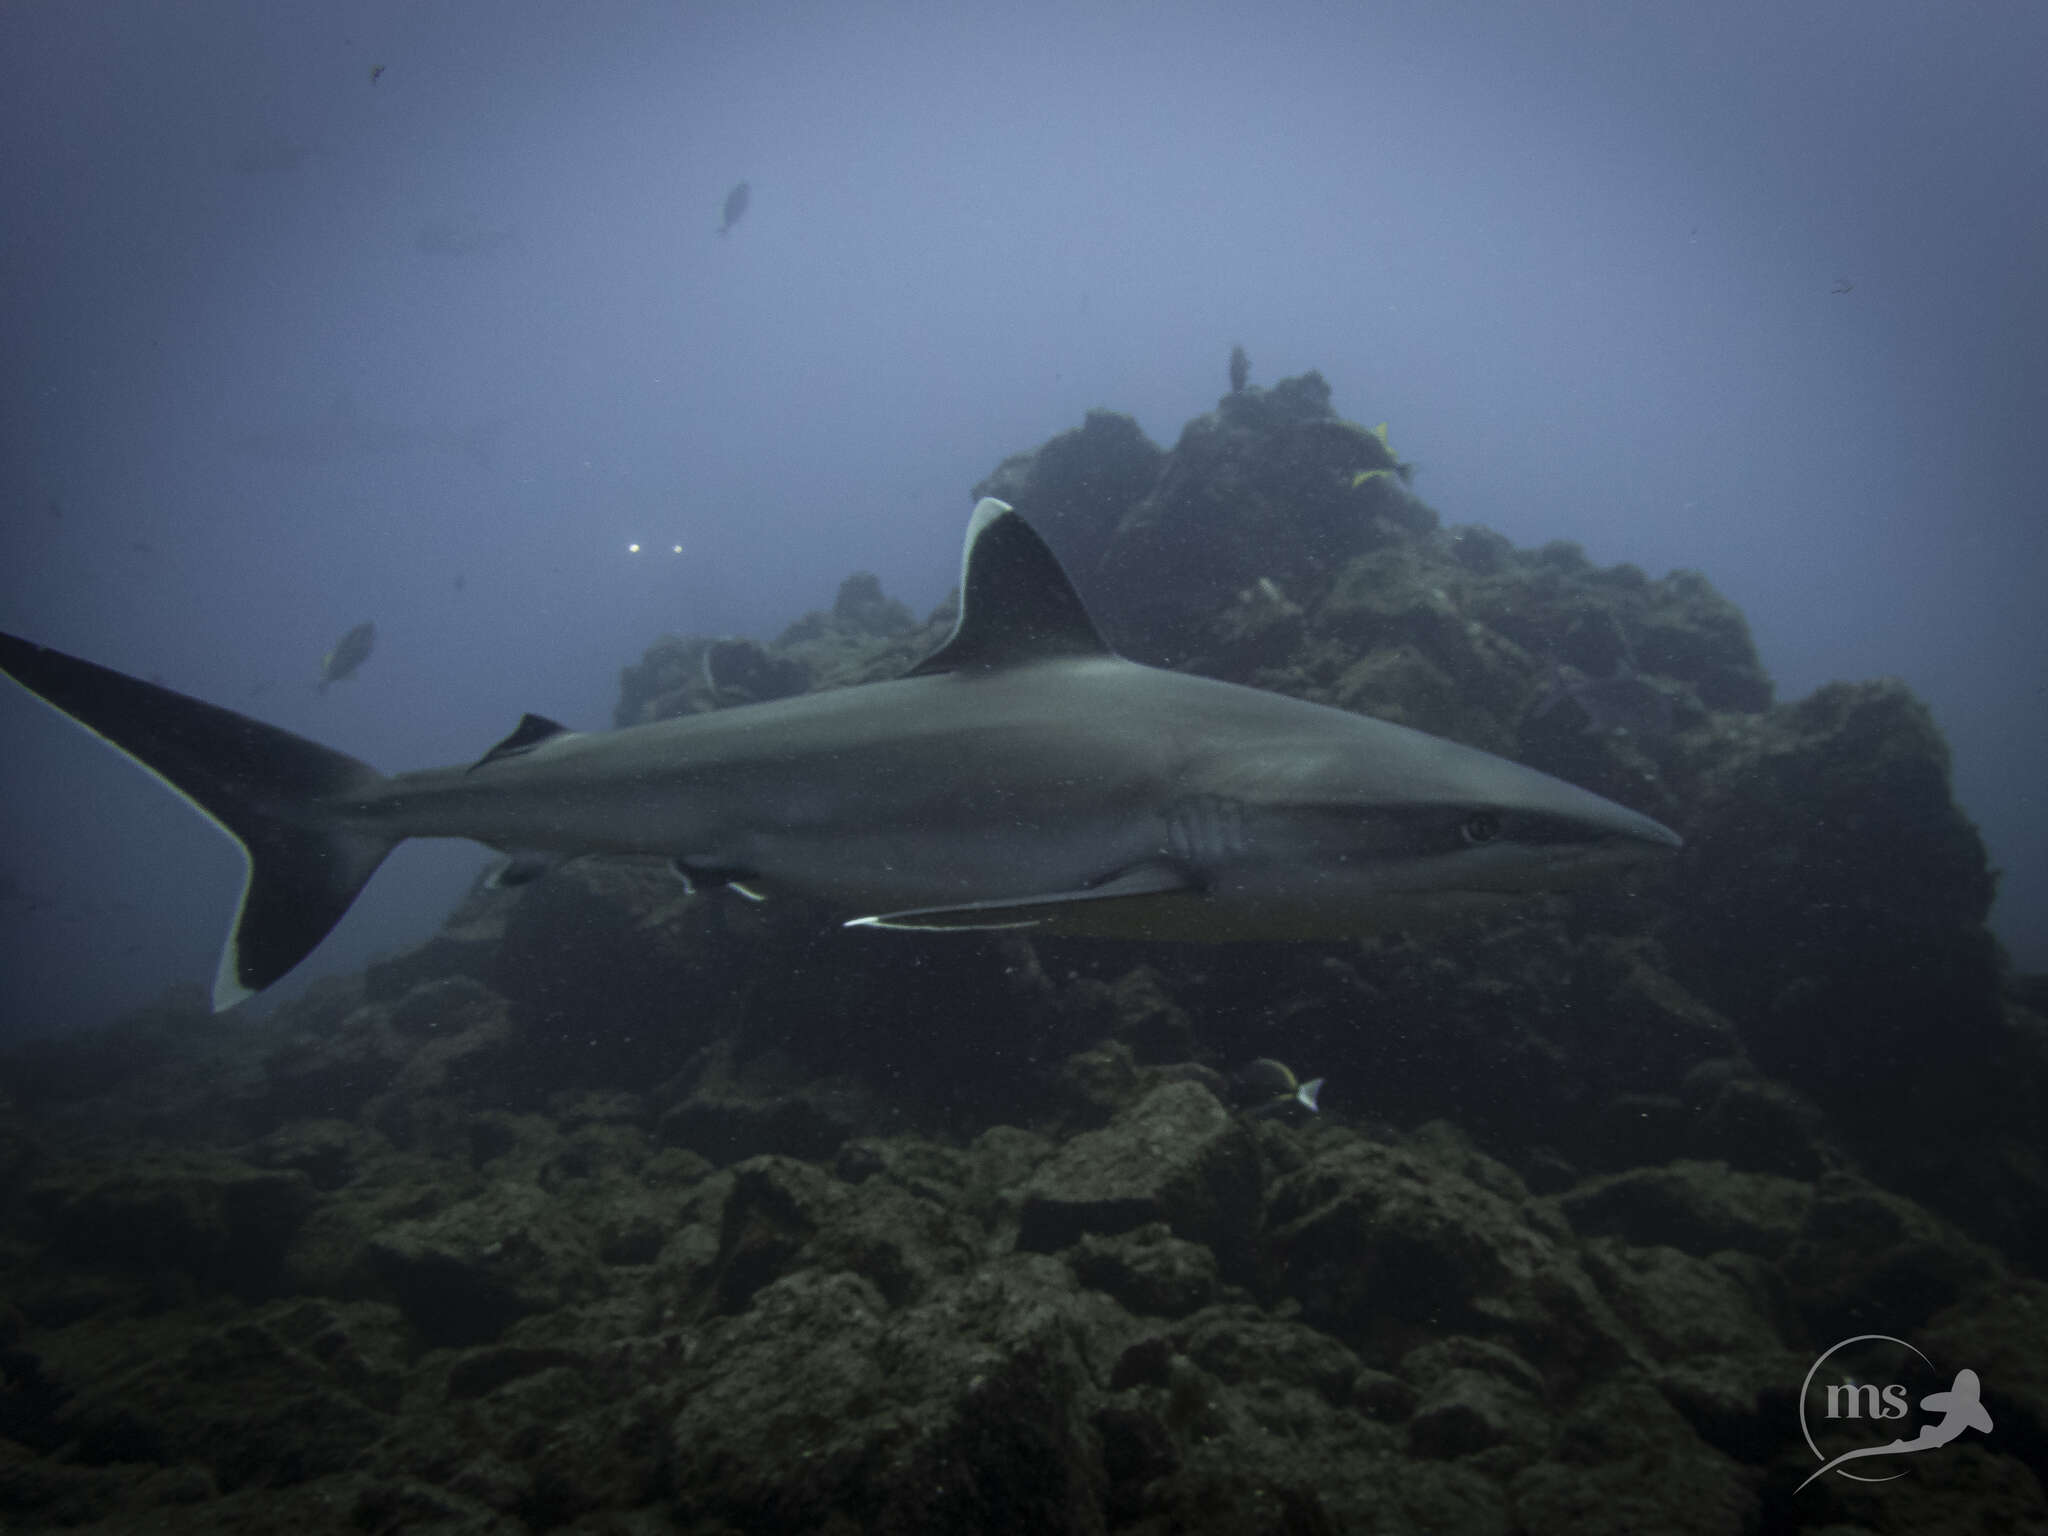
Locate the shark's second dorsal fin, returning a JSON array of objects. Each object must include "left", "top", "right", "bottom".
[
  {"left": 469, "top": 712, "right": 573, "bottom": 772},
  {"left": 906, "top": 499, "right": 1112, "bottom": 677}
]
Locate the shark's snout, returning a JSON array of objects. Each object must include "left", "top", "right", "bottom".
[{"left": 1537, "top": 812, "right": 1683, "bottom": 884}]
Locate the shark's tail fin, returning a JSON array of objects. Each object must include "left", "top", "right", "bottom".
[{"left": 0, "top": 632, "right": 397, "bottom": 1010}]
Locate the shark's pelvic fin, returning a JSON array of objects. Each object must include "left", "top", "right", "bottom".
[
  {"left": 847, "top": 859, "right": 1197, "bottom": 932},
  {"left": 486, "top": 849, "right": 569, "bottom": 889},
  {"left": 906, "top": 498, "right": 1113, "bottom": 677},
  {"left": 671, "top": 855, "right": 766, "bottom": 895},
  {"left": 0, "top": 632, "right": 396, "bottom": 1011}
]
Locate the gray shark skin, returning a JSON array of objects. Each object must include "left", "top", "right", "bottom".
[{"left": 0, "top": 499, "right": 1680, "bottom": 1011}]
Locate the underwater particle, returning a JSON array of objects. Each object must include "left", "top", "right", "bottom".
[
  {"left": 628, "top": 543, "right": 641, "bottom": 554},
  {"left": 719, "top": 181, "right": 751, "bottom": 235},
  {"left": 369, "top": 63, "right": 386, "bottom": 85}
]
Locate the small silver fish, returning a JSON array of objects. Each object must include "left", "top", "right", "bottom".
[{"left": 318, "top": 622, "right": 376, "bottom": 694}]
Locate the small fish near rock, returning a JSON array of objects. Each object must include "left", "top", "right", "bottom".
[{"left": 1232, "top": 1058, "right": 1324, "bottom": 1120}]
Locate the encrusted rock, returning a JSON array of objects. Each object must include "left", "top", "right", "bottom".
[
  {"left": 1068, "top": 1224, "right": 1220, "bottom": 1318},
  {"left": 1511, "top": 1375, "right": 1759, "bottom": 1535},
  {"left": 666, "top": 1258, "right": 1123, "bottom": 1533},
  {"left": 367, "top": 1179, "right": 602, "bottom": 1346},
  {"left": 1267, "top": 1135, "right": 1630, "bottom": 1385},
  {"left": 1017, "top": 1081, "right": 1261, "bottom": 1257},
  {"left": 28, "top": 1154, "right": 314, "bottom": 1298},
  {"left": 1556, "top": 1161, "right": 1813, "bottom": 1259}
]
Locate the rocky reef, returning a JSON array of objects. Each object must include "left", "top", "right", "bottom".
[{"left": 3, "top": 374, "right": 2043, "bottom": 1532}]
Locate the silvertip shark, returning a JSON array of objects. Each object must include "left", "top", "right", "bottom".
[{"left": 0, "top": 498, "right": 1681, "bottom": 1011}]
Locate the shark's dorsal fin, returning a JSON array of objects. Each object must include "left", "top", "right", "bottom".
[
  {"left": 469, "top": 712, "right": 573, "bottom": 772},
  {"left": 906, "top": 498, "right": 1112, "bottom": 677}
]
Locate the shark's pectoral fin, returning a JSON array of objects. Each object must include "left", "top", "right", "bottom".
[
  {"left": 469, "top": 712, "right": 574, "bottom": 772},
  {"left": 849, "top": 908, "right": 1044, "bottom": 933},
  {"left": 847, "top": 859, "right": 1200, "bottom": 933}
]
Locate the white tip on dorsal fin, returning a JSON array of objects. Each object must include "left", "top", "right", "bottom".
[{"left": 906, "top": 499, "right": 1113, "bottom": 677}]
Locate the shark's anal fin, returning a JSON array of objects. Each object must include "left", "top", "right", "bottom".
[
  {"left": 847, "top": 859, "right": 1197, "bottom": 932},
  {"left": 672, "top": 855, "right": 765, "bottom": 897},
  {"left": 469, "top": 712, "right": 573, "bottom": 772},
  {"left": 906, "top": 498, "right": 1113, "bottom": 677}
]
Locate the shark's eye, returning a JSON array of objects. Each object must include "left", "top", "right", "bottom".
[{"left": 1460, "top": 811, "right": 1502, "bottom": 846}]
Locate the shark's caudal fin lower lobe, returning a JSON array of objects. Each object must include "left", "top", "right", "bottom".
[{"left": 0, "top": 632, "right": 396, "bottom": 1010}]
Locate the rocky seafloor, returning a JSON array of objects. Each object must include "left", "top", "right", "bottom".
[{"left": 3, "top": 373, "right": 2044, "bottom": 1534}]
